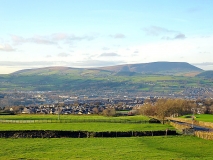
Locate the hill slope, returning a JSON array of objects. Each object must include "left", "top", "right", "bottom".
[
  {"left": 99, "top": 62, "right": 203, "bottom": 75},
  {"left": 0, "top": 62, "right": 211, "bottom": 95},
  {"left": 196, "top": 71, "right": 213, "bottom": 79},
  {"left": 10, "top": 62, "right": 203, "bottom": 76}
]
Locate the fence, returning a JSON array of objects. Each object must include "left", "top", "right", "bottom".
[{"left": 0, "top": 119, "right": 151, "bottom": 124}]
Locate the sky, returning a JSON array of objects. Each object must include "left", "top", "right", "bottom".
[{"left": 0, "top": 0, "right": 213, "bottom": 74}]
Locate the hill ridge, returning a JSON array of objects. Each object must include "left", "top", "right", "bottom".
[{"left": 10, "top": 61, "right": 203, "bottom": 76}]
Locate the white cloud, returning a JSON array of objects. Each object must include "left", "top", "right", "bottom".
[
  {"left": 162, "top": 33, "right": 186, "bottom": 40},
  {"left": 126, "top": 35, "right": 213, "bottom": 64},
  {"left": 11, "top": 35, "right": 55, "bottom": 45},
  {"left": 193, "top": 62, "right": 213, "bottom": 70},
  {"left": 174, "top": 34, "right": 186, "bottom": 39},
  {"left": 52, "top": 33, "right": 68, "bottom": 41},
  {"left": 110, "top": 33, "right": 126, "bottom": 39},
  {"left": 58, "top": 52, "right": 70, "bottom": 57},
  {"left": 46, "top": 55, "right": 52, "bottom": 58},
  {"left": 30, "top": 36, "right": 56, "bottom": 45},
  {"left": 143, "top": 26, "right": 178, "bottom": 36},
  {"left": 0, "top": 59, "right": 125, "bottom": 74},
  {"left": 11, "top": 35, "right": 26, "bottom": 44},
  {"left": 143, "top": 26, "right": 186, "bottom": 40},
  {"left": 0, "top": 44, "right": 15, "bottom": 52},
  {"left": 10, "top": 33, "right": 98, "bottom": 46},
  {"left": 102, "top": 47, "right": 110, "bottom": 50},
  {"left": 99, "top": 52, "right": 119, "bottom": 57}
]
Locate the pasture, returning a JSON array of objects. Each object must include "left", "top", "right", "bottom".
[
  {"left": 0, "top": 114, "right": 150, "bottom": 121},
  {"left": 0, "top": 114, "right": 173, "bottom": 131},
  {"left": 1, "top": 114, "right": 211, "bottom": 159},
  {"left": 182, "top": 114, "right": 213, "bottom": 122},
  {"left": 0, "top": 122, "right": 173, "bottom": 131},
  {"left": 0, "top": 136, "right": 212, "bottom": 160},
  {"left": 193, "top": 114, "right": 213, "bottom": 122}
]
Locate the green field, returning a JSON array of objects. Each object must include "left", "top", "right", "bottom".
[
  {"left": 0, "top": 115, "right": 174, "bottom": 131},
  {"left": 0, "top": 114, "right": 211, "bottom": 159},
  {"left": 182, "top": 114, "right": 213, "bottom": 122},
  {"left": 0, "top": 114, "right": 150, "bottom": 121},
  {"left": 0, "top": 136, "right": 212, "bottom": 160},
  {"left": 193, "top": 114, "right": 213, "bottom": 122},
  {"left": 0, "top": 122, "right": 173, "bottom": 131}
]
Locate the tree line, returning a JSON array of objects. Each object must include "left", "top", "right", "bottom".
[{"left": 137, "top": 98, "right": 213, "bottom": 123}]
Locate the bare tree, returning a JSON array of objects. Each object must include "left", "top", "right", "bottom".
[
  {"left": 102, "top": 108, "right": 116, "bottom": 117},
  {"left": 92, "top": 107, "right": 99, "bottom": 114}
]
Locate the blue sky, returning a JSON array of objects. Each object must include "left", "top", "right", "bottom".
[{"left": 0, "top": 0, "right": 213, "bottom": 73}]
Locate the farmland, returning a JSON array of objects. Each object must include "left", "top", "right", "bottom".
[
  {"left": 0, "top": 136, "right": 213, "bottom": 159},
  {"left": 0, "top": 114, "right": 150, "bottom": 121},
  {"left": 0, "top": 114, "right": 213, "bottom": 159},
  {"left": 0, "top": 122, "right": 174, "bottom": 131},
  {"left": 190, "top": 114, "right": 213, "bottom": 122},
  {"left": 0, "top": 115, "right": 173, "bottom": 131}
]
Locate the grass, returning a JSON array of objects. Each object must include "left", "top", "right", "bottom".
[
  {"left": 0, "top": 122, "right": 173, "bottom": 131},
  {"left": 182, "top": 114, "right": 213, "bottom": 122},
  {"left": 193, "top": 114, "right": 213, "bottom": 122},
  {"left": 0, "top": 115, "right": 211, "bottom": 159},
  {"left": 0, "top": 136, "right": 212, "bottom": 160},
  {"left": 0, "top": 114, "right": 150, "bottom": 121},
  {"left": 0, "top": 115, "right": 173, "bottom": 131}
]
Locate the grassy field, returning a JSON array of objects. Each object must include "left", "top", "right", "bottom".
[
  {"left": 0, "top": 136, "right": 212, "bottom": 160},
  {"left": 0, "top": 114, "right": 150, "bottom": 121},
  {"left": 0, "top": 115, "right": 173, "bottom": 131},
  {"left": 0, "top": 122, "right": 173, "bottom": 131},
  {"left": 182, "top": 114, "right": 213, "bottom": 122},
  {"left": 194, "top": 114, "right": 213, "bottom": 122},
  {"left": 1, "top": 114, "right": 210, "bottom": 159}
]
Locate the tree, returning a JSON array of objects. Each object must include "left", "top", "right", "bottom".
[
  {"left": 139, "top": 103, "right": 156, "bottom": 116},
  {"left": 155, "top": 99, "right": 171, "bottom": 124},
  {"left": 102, "top": 108, "right": 116, "bottom": 117},
  {"left": 92, "top": 107, "right": 99, "bottom": 114}
]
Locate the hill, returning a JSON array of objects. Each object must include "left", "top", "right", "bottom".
[
  {"left": 0, "top": 62, "right": 211, "bottom": 97},
  {"left": 11, "top": 62, "right": 203, "bottom": 76},
  {"left": 99, "top": 62, "right": 203, "bottom": 75},
  {"left": 196, "top": 71, "right": 213, "bottom": 79}
]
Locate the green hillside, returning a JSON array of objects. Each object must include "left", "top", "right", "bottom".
[
  {"left": 99, "top": 62, "right": 203, "bottom": 75},
  {"left": 0, "top": 62, "right": 212, "bottom": 95},
  {"left": 196, "top": 70, "right": 213, "bottom": 79}
]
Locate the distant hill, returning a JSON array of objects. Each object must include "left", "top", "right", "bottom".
[
  {"left": 11, "top": 66, "right": 84, "bottom": 75},
  {"left": 11, "top": 62, "right": 203, "bottom": 76},
  {"left": 98, "top": 62, "right": 203, "bottom": 75},
  {"left": 196, "top": 71, "right": 213, "bottom": 79},
  {"left": 0, "top": 62, "right": 212, "bottom": 95}
]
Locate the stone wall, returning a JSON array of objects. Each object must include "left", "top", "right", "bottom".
[{"left": 0, "top": 130, "right": 178, "bottom": 138}]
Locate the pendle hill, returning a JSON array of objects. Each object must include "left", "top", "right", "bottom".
[{"left": 0, "top": 62, "right": 212, "bottom": 97}]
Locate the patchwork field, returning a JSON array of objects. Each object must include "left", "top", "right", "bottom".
[{"left": 0, "top": 114, "right": 212, "bottom": 159}]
